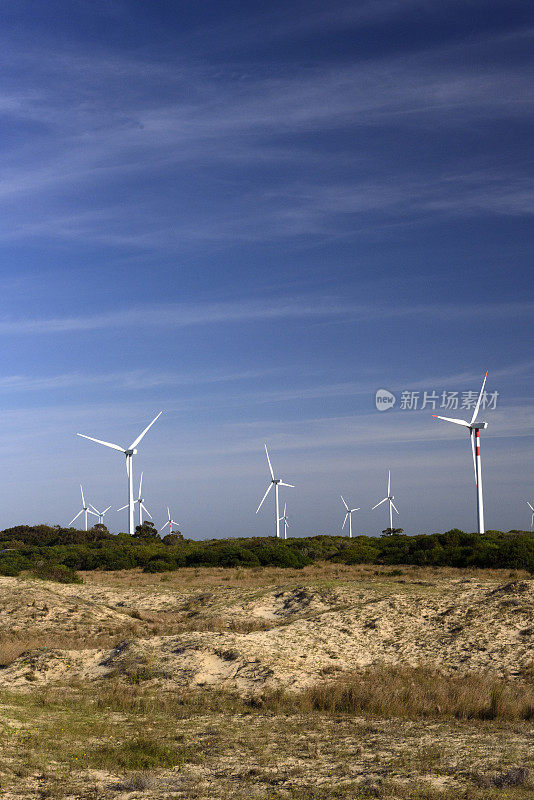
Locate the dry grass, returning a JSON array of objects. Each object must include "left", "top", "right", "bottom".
[
  {"left": 0, "top": 679, "right": 533, "bottom": 799},
  {"left": 271, "top": 666, "right": 534, "bottom": 720},
  {"left": 28, "top": 666, "right": 534, "bottom": 721},
  {"left": 0, "top": 634, "right": 129, "bottom": 666},
  {"left": 0, "top": 565, "right": 534, "bottom": 798},
  {"left": 82, "top": 562, "right": 533, "bottom": 591}
]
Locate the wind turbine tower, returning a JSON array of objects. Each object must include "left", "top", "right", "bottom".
[
  {"left": 69, "top": 485, "right": 97, "bottom": 531},
  {"left": 118, "top": 472, "right": 152, "bottom": 527},
  {"left": 279, "top": 503, "right": 290, "bottom": 539},
  {"left": 161, "top": 506, "right": 180, "bottom": 534},
  {"left": 77, "top": 412, "right": 162, "bottom": 535},
  {"left": 89, "top": 504, "right": 111, "bottom": 526},
  {"left": 256, "top": 444, "right": 294, "bottom": 538},
  {"left": 371, "top": 471, "right": 399, "bottom": 531},
  {"left": 340, "top": 495, "right": 360, "bottom": 538},
  {"left": 432, "top": 372, "right": 488, "bottom": 534}
]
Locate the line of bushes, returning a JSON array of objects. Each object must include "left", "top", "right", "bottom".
[{"left": 0, "top": 526, "right": 533, "bottom": 578}]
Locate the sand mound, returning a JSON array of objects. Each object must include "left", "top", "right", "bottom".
[
  {"left": 247, "top": 585, "right": 339, "bottom": 620},
  {"left": 0, "top": 570, "right": 533, "bottom": 694}
]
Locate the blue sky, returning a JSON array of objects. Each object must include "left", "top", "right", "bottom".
[{"left": 0, "top": 0, "right": 533, "bottom": 536}]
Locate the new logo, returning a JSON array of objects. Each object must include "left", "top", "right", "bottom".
[{"left": 375, "top": 389, "right": 396, "bottom": 411}]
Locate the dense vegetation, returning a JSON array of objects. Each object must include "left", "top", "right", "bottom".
[{"left": 0, "top": 524, "right": 533, "bottom": 579}]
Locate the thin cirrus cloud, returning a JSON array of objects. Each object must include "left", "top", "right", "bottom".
[
  {"left": 0, "top": 31, "right": 531, "bottom": 200},
  {"left": 0, "top": 23, "right": 528, "bottom": 260},
  {"left": 0, "top": 297, "right": 532, "bottom": 336},
  {"left": 0, "top": 168, "right": 530, "bottom": 252},
  {"left": 0, "top": 367, "right": 285, "bottom": 395}
]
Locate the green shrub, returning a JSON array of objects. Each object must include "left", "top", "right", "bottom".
[
  {"left": 143, "top": 559, "right": 175, "bottom": 573},
  {"left": 31, "top": 563, "right": 83, "bottom": 584},
  {"left": 0, "top": 561, "right": 22, "bottom": 576},
  {"left": 0, "top": 526, "right": 533, "bottom": 574}
]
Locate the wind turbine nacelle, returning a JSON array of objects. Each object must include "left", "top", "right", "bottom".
[
  {"left": 125, "top": 448, "right": 138, "bottom": 456},
  {"left": 471, "top": 422, "right": 488, "bottom": 430}
]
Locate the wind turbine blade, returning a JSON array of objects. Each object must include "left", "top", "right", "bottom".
[
  {"left": 470, "top": 430, "right": 478, "bottom": 485},
  {"left": 391, "top": 501, "right": 400, "bottom": 515},
  {"left": 141, "top": 503, "right": 152, "bottom": 519},
  {"left": 77, "top": 433, "right": 125, "bottom": 452},
  {"left": 351, "top": 508, "right": 360, "bottom": 512},
  {"left": 283, "top": 503, "right": 287, "bottom": 516},
  {"left": 527, "top": 502, "right": 534, "bottom": 512},
  {"left": 470, "top": 370, "right": 488, "bottom": 425},
  {"left": 256, "top": 483, "right": 273, "bottom": 513},
  {"left": 432, "top": 415, "right": 470, "bottom": 427},
  {"left": 342, "top": 513, "right": 348, "bottom": 529},
  {"left": 80, "top": 485, "right": 85, "bottom": 506},
  {"left": 117, "top": 504, "right": 128, "bottom": 511},
  {"left": 340, "top": 495, "right": 349, "bottom": 510},
  {"left": 129, "top": 411, "right": 163, "bottom": 450},
  {"left": 87, "top": 509, "right": 98, "bottom": 517},
  {"left": 103, "top": 506, "right": 111, "bottom": 514},
  {"left": 89, "top": 504, "right": 100, "bottom": 514},
  {"left": 387, "top": 470, "right": 390, "bottom": 497},
  {"left": 279, "top": 482, "right": 295, "bottom": 488},
  {"left": 161, "top": 520, "right": 170, "bottom": 530},
  {"left": 372, "top": 497, "right": 387, "bottom": 510},
  {"left": 69, "top": 510, "right": 83, "bottom": 525},
  {"left": 139, "top": 471, "right": 143, "bottom": 499},
  {"left": 167, "top": 505, "right": 171, "bottom": 521},
  {"left": 264, "top": 444, "right": 274, "bottom": 480}
]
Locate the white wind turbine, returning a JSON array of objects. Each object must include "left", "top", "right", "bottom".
[
  {"left": 372, "top": 471, "right": 399, "bottom": 532},
  {"left": 340, "top": 495, "right": 360, "bottom": 538},
  {"left": 89, "top": 504, "right": 112, "bottom": 526},
  {"left": 77, "top": 412, "right": 163, "bottom": 536},
  {"left": 256, "top": 444, "right": 294, "bottom": 538},
  {"left": 161, "top": 506, "right": 180, "bottom": 534},
  {"left": 526, "top": 501, "right": 534, "bottom": 530},
  {"left": 279, "top": 503, "right": 290, "bottom": 539},
  {"left": 117, "top": 472, "right": 152, "bottom": 527},
  {"left": 432, "top": 371, "right": 488, "bottom": 534},
  {"left": 69, "top": 485, "right": 98, "bottom": 531}
]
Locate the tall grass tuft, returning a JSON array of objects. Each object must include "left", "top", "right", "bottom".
[{"left": 269, "top": 666, "right": 534, "bottom": 720}]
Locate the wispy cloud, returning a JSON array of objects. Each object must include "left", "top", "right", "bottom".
[
  {"left": 0, "top": 367, "right": 283, "bottom": 394},
  {"left": 0, "top": 297, "right": 532, "bottom": 336},
  {"left": 0, "top": 23, "right": 530, "bottom": 249}
]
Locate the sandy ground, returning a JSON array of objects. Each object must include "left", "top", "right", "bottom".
[
  {"left": 0, "top": 566, "right": 533, "bottom": 693},
  {"left": 0, "top": 565, "right": 533, "bottom": 799}
]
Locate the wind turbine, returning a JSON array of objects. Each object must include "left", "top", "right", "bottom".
[
  {"left": 161, "top": 506, "right": 180, "bottom": 534},
  {"left": 372, "top": 471, "right": 399, "bottom": 532},
  {"left": 69, "top": 485, "right": 97, "bottom": 531},
  {"left": 256, "top": 444, "right": 294, "bottom": 538},
  {"left": 527, "top": 501, "right": 534, "bottom": 530},
  {"left": 279, "top": 502, "right": 290, "bottom": 539},
  {"left": 89, "top": 504, "right": 112, "bottom": 526},
  {"left": 340, "top": 495, "right": 360, "bottom": 538},
  {"left": 117, "top": 472, "right": 152, "bottom": 527},
  {"left": 77, "top": 412, "right": 163, "bottom": 535},
  {"left": 432, "top": 371, "right": 488, "bottom": 534}
]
